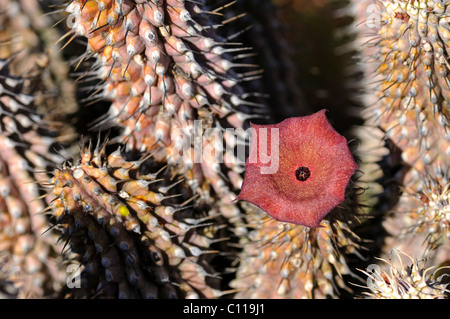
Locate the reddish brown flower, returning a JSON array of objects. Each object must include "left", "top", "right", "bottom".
[{"left": 236, "top": 109, "right": 358, "bottom": 228}]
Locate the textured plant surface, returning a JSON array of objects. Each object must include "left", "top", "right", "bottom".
[
  {"left": 0, "top": 0, "right": 448, "bottom": 299},
  {"left": 358, "top": 250, "right": 449, "bottom": 299}
]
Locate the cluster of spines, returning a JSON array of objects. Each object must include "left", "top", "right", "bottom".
[
  {"left": 363, "top": 0, "right": 449, "bottom": 172},
  {"left": 48, "top": 141, "right": 236, "bottom": 298},
  {"left": 395, "top": 165, "right": 449, "bottom": 251},
  {"left": 231, "top": 179, "right": 366, "bottom": 299},
  {"left": 0, "top": 56, "right": 71, "bottom": 297},
  {"left": 61, "top": 0, "right": 269, "bottom": 201},
  {"left": 357, "top": 0, "right": 450, "bottom": 263},
  {"left": 358, "top": 250, "right": 449, "bottom": 299}
]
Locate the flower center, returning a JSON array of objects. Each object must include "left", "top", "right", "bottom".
[{"left": 295, "top": 166, "right": 311, "bottom": 182}]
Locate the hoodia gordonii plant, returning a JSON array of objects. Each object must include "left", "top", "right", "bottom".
[
  {"left": 364, "top": 0, "right": 449, "bottom": 170},
  {"left": 0, "top": 0, "right": 367, "bottom": 299},
  {"left": 61, "top": 0, "right": 271, "bottom": 204},
  {"left": 48, "top": 142, "right": 236, "bottom": 298},
  {"left": 0, "top": 58, "right": 68, "bottom": 298},
  {"left": 2, "top": 0, "right": 448, "bottom": 299},
  {"left": 358, "top": 0, "right": 449, "bottom": 263},
  {"left": 0, "top": 0, "right": 78, "bottom": 298}
]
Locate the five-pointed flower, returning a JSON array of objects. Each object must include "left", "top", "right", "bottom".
[{"left": 236, "top": 109, "right": 358, "bottom": 228}]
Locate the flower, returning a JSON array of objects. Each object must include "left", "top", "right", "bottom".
[{"left": 236, "top": 109, "right": 358, "bottom": 228}]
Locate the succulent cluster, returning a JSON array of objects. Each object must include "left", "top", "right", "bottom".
[
  {"left": 50, "top": 142, "right": 236, "bottom": 298},
  {"left": 0, "top": 0, "right": 448, "bottom": 299}
]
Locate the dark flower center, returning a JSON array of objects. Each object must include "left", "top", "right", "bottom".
[{"left": 295, "top": 166, "right": 311, "bottom": 181}]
